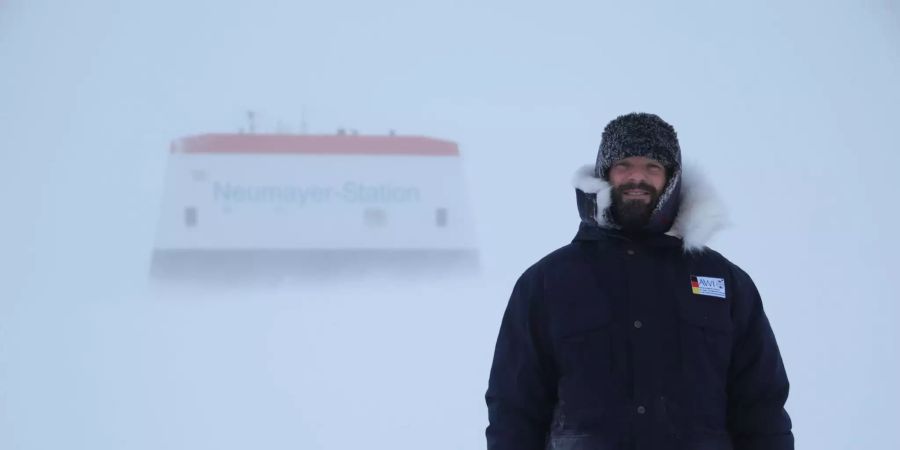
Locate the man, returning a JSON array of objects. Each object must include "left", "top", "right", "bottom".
[{"left": 485, "top": 113, "right": 793, "bottom": 450}]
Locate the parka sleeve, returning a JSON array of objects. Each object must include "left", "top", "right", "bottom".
[
  {"left": 485, "top": 267, "right": 558, "bottom": 450},
  {"left": 727, "top": 267, "right": 794, "bottom": 450}
]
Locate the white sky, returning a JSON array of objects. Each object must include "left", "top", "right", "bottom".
[{"left": 1, "top": 1, "right": 899, "bottom": 449}]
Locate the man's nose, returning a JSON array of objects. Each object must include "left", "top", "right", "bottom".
[{"left": 625, "top": 168, "right": 648, "bottom": 184}]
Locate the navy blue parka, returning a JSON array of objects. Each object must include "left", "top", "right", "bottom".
[{"left": 485, "top": 168, "right": 793, "bottom": 450}]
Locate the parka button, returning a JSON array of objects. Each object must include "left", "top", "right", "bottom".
[
  {"left": 626, "top": 249, "right": 635, "bottom": 255},
  {"left": 634, "top": 320, "right": 643, "bottom": 329},
  {"left": 636, "top": 405, "right": 646, "bottom": 415}
]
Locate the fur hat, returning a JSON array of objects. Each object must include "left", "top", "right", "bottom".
[{"left": 596, "top": 112, "right": 681, "bottom": 179}]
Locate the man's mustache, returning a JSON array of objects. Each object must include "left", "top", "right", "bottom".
[{"left": 614, "top": 182, "right": 659, "bottom": 197}]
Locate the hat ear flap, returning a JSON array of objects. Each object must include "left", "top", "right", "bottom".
[
  {"left": 573, "top": 164, "right": 612, "bottom": 226},
  {"left": 576, "top": 189, "right": 598, "bottom": 226}
]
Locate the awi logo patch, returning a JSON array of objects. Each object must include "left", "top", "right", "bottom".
[{"left": 690, "top": 275, "right": 727, "bottom": 299}]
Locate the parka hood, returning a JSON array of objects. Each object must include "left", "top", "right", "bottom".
[{"left": 573, "top": 162, "right": 728, "bottom": 252}]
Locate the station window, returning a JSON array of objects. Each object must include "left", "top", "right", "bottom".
[
  {"left": 184, "top": 207, "right": 197, "bottom": 227},
  {"left": 364, "top": 208, "right": 387, "bottom": 227}
]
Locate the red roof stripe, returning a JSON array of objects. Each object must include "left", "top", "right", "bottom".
[{"left": 173, "top": 134, "right": 459, "bottom": 156}]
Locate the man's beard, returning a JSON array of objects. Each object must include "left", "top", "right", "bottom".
[{"left": 610, "top": 182, "right": 663, "bottom": 231}]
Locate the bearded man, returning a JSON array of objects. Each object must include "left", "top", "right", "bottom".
[{"left": 485, "top": 113, "right": 793, "bottom": 450}]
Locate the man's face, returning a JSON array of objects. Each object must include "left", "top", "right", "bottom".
[{"left": 607, "top": 156, "right": 668, "bottom": 230}]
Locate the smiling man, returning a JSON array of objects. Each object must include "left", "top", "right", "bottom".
[{"left": 485, "top": 113, "right": 793, "bottom": 450}]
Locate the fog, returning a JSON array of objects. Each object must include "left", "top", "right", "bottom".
[{"left": 2, "top": 1, "right": 899, "bottom": 449}]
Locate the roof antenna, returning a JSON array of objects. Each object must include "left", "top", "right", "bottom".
[
  {"left": 246, "top": 110, "right": 257, "bottom": 134},
  {"left": 300, "top": 106, "right": 308, "bottom": 134}
]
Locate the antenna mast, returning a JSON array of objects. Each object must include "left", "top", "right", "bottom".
[
  {"left": 246, "top": 110, "right": 257, "bottom": 134},
  {"left": 300, "top": 106, "right": 308, "bottom": 134}
]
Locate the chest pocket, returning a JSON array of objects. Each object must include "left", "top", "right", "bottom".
[
  {"left": 677, "top": 294, "right": 734, "bottom": 388},
  {"left": 559, "top": 326, "right": 612, "bottom": 375},
  {"left": 554, "top": 302, "right": 614, "bottom": 410},
  {"left": 672, "top": 275, "right": 735, "bottom": 429}
]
